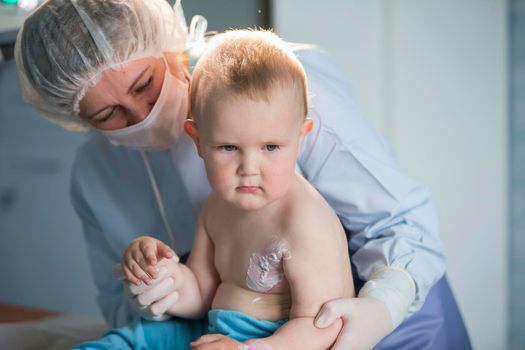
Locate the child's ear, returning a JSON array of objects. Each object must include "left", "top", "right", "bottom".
[
  {"left": 184, "top": 119, "right": 203, "bottom": 157},
  {"left": 301, "top": 117, "right": 314, "bottom": 136}
]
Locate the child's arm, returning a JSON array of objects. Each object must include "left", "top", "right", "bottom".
[
  {"left": 120, "top": 213, "right": 219, "bottom": 319},
  {"left": 246, "top": 319, "right": 342, "bottom": 350},
  {"left": 166, "top": 213, "right": 221, "bottom": 318},
  {"left": 249, "top": 214, "right": 354, "bottom": 349}
]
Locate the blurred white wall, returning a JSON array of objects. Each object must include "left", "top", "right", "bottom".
[{"left": 274, "top": 1, "right": 508, "bottom": 349}]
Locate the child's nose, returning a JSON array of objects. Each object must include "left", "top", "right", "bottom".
[{"left": 238, "top": 153, "right": 259, "bottom": 176}]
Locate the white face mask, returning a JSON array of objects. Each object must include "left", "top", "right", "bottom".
[{"left": 100, "top": 61, "right": 189, "bottom": 151}]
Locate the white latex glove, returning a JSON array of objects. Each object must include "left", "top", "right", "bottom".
[
  {"left": 314, "top": 267, "right": 416, "bottom": 350},
  {"left": 314, "top": 296, "right": 392, "bottom": 350},
  {"left": 117, "top": 257, "right": 185, "bottom": 321}
]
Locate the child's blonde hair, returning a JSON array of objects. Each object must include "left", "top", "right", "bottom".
[{"left": 190, "top": 29, "right": 308, "bottom": 122}]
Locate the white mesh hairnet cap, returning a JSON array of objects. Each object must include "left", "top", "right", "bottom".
[{"left": 15, "top": 0, "right": 188, "bottom": 131}]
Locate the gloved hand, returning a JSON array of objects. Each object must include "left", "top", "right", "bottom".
[
  {"left": 314, "top": 296, "right": 392, "bottom": 350},
  {"left": 118, "top": 256, "right": 185, "bottom": 321},
  {"left": 314, "top": 267, "right": 416, "bottom": 350}
]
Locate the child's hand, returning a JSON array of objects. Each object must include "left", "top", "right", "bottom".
[
  {"left": 121, "top": 236, "right": 177, "bottom": 285},
  {"left": 190, "top": 334, "right": 245, "bottom": 350}
]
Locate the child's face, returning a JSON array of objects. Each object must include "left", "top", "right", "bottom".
[{"left": 188, "top": 85, "right": 312, "bottom": 211}]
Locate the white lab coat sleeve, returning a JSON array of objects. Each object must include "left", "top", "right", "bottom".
[
  {"left": 70, "top": 147, "right": 135, "bottom": 328},
  {"left": 294, "top": 45, "right": 447, "bottom": 313}
]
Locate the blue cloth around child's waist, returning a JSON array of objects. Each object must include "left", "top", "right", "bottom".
[{"left": 208, "top": 309, "right": 287, "bottom": 342}]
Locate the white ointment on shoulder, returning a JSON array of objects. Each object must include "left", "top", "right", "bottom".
[{"left": 245, "top": 240, "right": 291, "bottom": 292}]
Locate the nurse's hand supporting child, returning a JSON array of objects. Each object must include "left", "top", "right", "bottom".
[
  {"left": 122, "top": 236, "right": 214, "bottom": 319},
  {"left": 121, "top": 238, "right": 186, "bottom": 320}
]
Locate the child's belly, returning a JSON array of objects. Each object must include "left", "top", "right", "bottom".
[{"left": 212, "top": 282, "right": 291, "bottom": 321}]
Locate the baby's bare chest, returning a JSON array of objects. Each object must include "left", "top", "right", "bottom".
[{"left": 211, "top": 224, "right": 291, "bottom": 293}]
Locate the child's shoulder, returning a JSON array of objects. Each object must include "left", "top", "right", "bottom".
[
  {"left": 282, "top": 175, "right": 339, "bottom": 238},
  {"left": 288, "top": 174, "right": 334, "bottom": 213}
]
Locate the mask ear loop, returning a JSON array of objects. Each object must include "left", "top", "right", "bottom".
[
  {"left": 139, "top": 56, "right": 185, "bottom": 251},
  {"left": 140, "top": 150, "right": 177, "bottom": 250}
]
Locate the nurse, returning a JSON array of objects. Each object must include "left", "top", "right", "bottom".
[{"left": 15, "top": 0, "right": 470, "bottom": 349}]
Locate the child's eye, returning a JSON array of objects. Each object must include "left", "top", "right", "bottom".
[
  {"left": 264, "top": 145, "right": 279, "bottom": 152},
  {"left": 220, "top": 145, "right": 238, "bottom": 152}
]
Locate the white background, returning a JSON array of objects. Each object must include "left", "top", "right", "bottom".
[{"left": 274, "top": 1, "right": 507, "bottom": 349}]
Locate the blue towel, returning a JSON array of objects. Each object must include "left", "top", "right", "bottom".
[{"left": 207, "top": 309, "right": 287, "bottom": 342}]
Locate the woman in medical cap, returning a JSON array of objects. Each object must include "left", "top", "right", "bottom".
[{"left": 15, "top": 0, "right": 470, "bottom": 349}]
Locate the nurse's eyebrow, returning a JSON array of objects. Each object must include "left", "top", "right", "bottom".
[{"left": 127, "top": 66, "right": 150, "bottom": 94}]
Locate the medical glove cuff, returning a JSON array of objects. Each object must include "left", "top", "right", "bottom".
[{"left": 358, "top": 266, "right": 416, "bottom": 329}]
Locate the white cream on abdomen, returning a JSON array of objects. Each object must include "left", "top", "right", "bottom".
[{"left": 245, "top": 241, "right": 291, "bottom": 292}]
